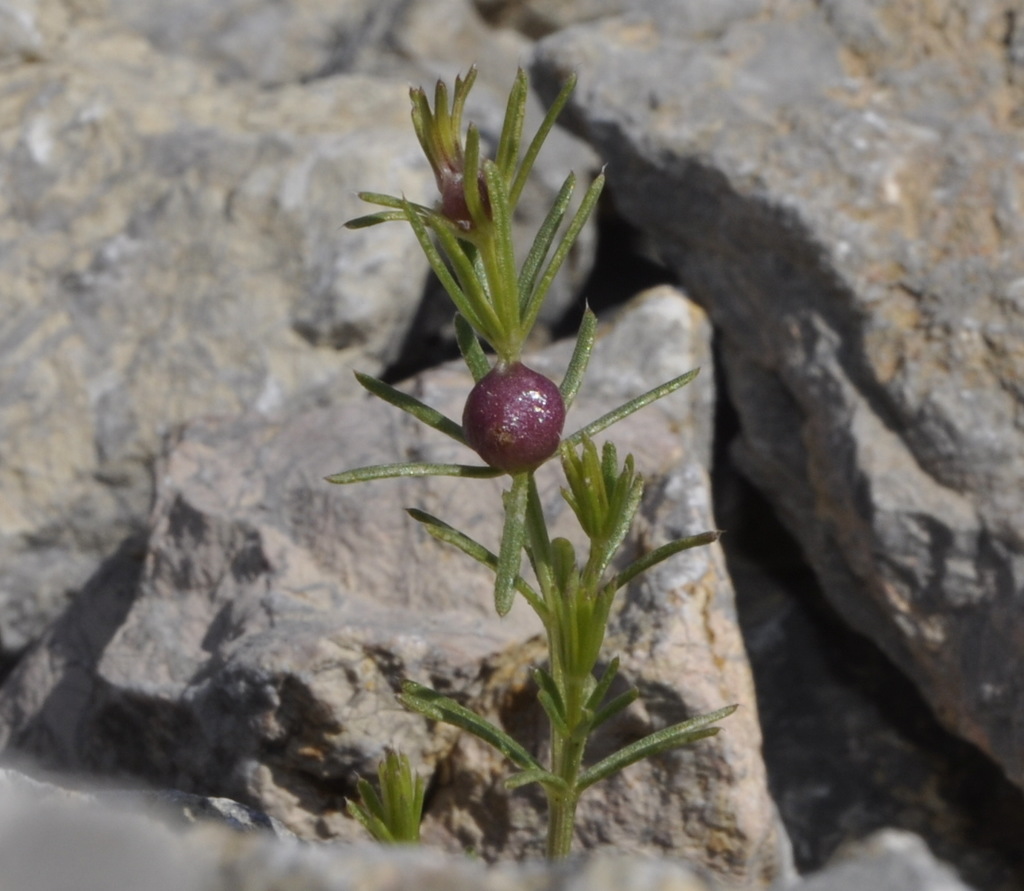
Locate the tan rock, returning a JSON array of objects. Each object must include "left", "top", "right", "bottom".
[
  {"left": 0, "top": 290, "right": 790, "bottom": 885},
  {"left": 532, "top": 0, "right": 1024, "bottom": 793},
  {"left": 0, "top": 32, "right": 434, "bottom": 654}
]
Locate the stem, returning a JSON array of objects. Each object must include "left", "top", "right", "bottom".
[
  {"left": 544, "top": 639, "right": 591, "bottom": 858},
  {"left": 546, "top": 783, "right": 580, "bottom": 859},
  {"left": 545, "top": 685, "right": 587, "bottom": 857}
]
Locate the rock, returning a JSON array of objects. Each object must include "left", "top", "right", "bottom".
[
  {"left": 0, "top": 767, "right": 720, "bottom": 891},
  {"left": 0, "top": 8, "right": 601, "bottom": 659},
  {"left": 0, "top": 0, "right": 102, "bottom": 63},
  {"left": 0, "top": 776, "right": 212, "bottom": 891},
  {"left": 787, "top": 830, "right": 976, "bottom": 891},
  {"left": 145, "top": 788, "right": 297, "bottom": 839},
  {"left": 106, "top": 0, "right": 399, "bottom": 85},
  {"left": 0, "top": 29, "right": 437, "bottom": 656},
  {"left": 531, "top": 0, "right": 1024, "bottom": 790},
  {"left": 472, "top": 0, "right": 629, "bottom": 37},
  {"left": 472, "top": 0, "right": 765, "bottom": 39},
  {"left": 729, "top": 543, "right": 1024, "bottom": 890},
  {"left": 0, "top": 768, "right": 971, "bottom": 891},
  {"left": 102, "top": 0, "right": 507, "bottom": 87},
  {"left": 0, "top": 290, "right": 790, "bottom": 885},
  {"left": 0, "top": 766, "right": 294, "bottom": 838},
  {"left": 102, "top": 0, "right": 601, "bottom": 325}
]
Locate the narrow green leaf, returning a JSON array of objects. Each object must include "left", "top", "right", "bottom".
[
  {"left": 495, "top": 68, "right": 528, "bottom": 178},
  {"left": 351, "top": 192, "right": 432, "bottom": 212},
  {"left": 356, "top": 776, "right": 385, "bottom": 822},
  {"left": 463, "top": 124, "right": 486, "bottom": 226},
  {"left": 405, "top": 508, "right": 546, "bottom": 618},
  {"left": 574, "top": 584, "right": 613, "bottom": 676},
  {"left": 577, "top": 705, "right": 738, "bottom": 791},
  {"left": 407, "top": 204, "right": 489, "bottom": 335},
  {"left": 538, "top": 689, "right": 571, "bottom": 738},
  {"left": 347, "top": 799, "right": 395, "bottom": 843},
  {"left": 468, "top": 241, "right": 488, "bottom": 295},
  {"left": 505, "top": 767, "right": 568, "bottom": 793},
  {"left": 559, "top": 307, "right": 597, "bottom": 408},
  {"left": 518, "top": 174, "right": 573, "bottom": 314},
  {"left": 509, "top": 71, "right": 577, "bottom": 209},
  {"left": 399, "top": 680, "right": 541, "bottom": 772},
  {"left": 450, "top": 66, "right": 477, "bottom": 133},
  {"left": 588, "top": 687, "right": 639, "bottom": 732},
  {"left": 495, "top": 473, "right": 530, "bottom": 616},
  {"left": 583, "top": 657, "right": 620, "bottom": 713},
  {"left": 344, "top": 211, "right": 409, "bottom": 229},
  {"left": 355, "top": 372, "right": 466, "bottom": 445},
  {"left": 481, "top": 160, "right": 519, "bottom": 340},
  {"left": 523, "top": 475, "right": 555, "bottom": 596},
  {"left": 591, "top": 472, "right": 644, "bottom": 581},
  {"left": 325, "top": 462, "right": 502, "bottom": 485},
  {"left": 522, "top": 172, "right": 603, "bottom": 336},
  {"left": 401, "top": 198, "right": 474, "bottom": 320},
  {"left": 433, "top": 77, "right": 452, "bottom": 145},
  {"left": 402, "top": 198, "right": 495, "bottom": 341},
  {"left": 427, "top": 217, "right": 506, "bottom": 354},
  {"left": 409, "top": 87, "right": 437, "bottom": 161},
  {"left": 563, "top": 366, "right": 700, "bottom": 447},
  {"left": 454, "top": 313, "right": 490, "bottom": 382},
  {"left": 610, "top": 530, "right": 720, "bottom": 593},
  {"left": 600, "top": 440, "right": 619, "bottom": 484},
  {"left": 533, "top": 667, "right": 565, "bottom": 715}
]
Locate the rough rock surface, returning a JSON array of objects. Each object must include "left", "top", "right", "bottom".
[
  {"left": 0, "top": 1, "right": 597, "bottom": 661},
  {"left": 0, "top": 766, "right": 295, "bottom": 838},
  {"left": 728, "top": 540, "right": 1024, "bottom": 891},
  {"left": 532, "top": 0, "right": 1024, "bottom": 789},
  {"left": 0, "top": 291, "right": 788, "bottom": 885},
  {"left": 0, "top": 31, "right": 432, "bottom": 658},
  {"left": 795, "top": 830, "right": 975, "bottom": 891},
  {"left": 3, "top": 0, "right": 1017, "bottom": 886},
  {"left": 0, "top": 768, "right": 972, "bottom": 891}
]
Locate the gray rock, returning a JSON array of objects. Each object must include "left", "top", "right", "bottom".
[
  {"left": 102, "top": 0, "right": 511, "bottom": 87},
  {"left": 0, "top": 768, "right": 720, "bottom": 891},
  {"left": 787, "top": 830, "right": 975, "bottom": 891},
  {"left": 0, "top": 780, "right": 210, "bottom": 891},
  {"left": 0, "top": 28, "right": 432, "bottom": 652},
  {"left": 472, "top": 0, "right": 766, "bottom": 39},
  {"left": 532, "top": 0, "right": 1024, "bottom": 789},
  {"left": 729, "top": 544, "right": 1023, "bottom": 890},
  {"left": 145, "top": 788, "right": 297, "bottom": 839},
  {"left": 0, "top": 768, "right": 972, "bottom": 890},
  {"left": 0, "top": 5, "right": 602, "bottom": 659},
  {"left": 106, "top": 0, "right": 401, "bottom": 85},
  {"left": 0, "top": 766, "right": 294, "bottom": 838},
  {"left": 101, "top": 0, "right": 601, "bottom": 326},
  {"left": 0, "top": 290, "right": 790, "bottom": 885}
]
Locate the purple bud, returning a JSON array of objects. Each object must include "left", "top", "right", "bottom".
[
  {"left": 462, "top": 362, "right": 566, "bottom": 473},
  {"left": 437, "top": 167, "right": 490, "bottom": 230}
]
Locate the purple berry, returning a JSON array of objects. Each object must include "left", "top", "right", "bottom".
[{"left": 462, "top": 362, "right": 566, "bottom": 473}]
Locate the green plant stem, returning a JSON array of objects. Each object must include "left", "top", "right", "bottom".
[
  {"left": 546, "top": 780, "right": 580, "bottom": 859},
  {"left": 545, "top": 673, "right": 588, "bottom": 858}
]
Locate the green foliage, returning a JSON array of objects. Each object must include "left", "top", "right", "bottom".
[
  {"left": 346, "top": 65, "right": 602, "bottom": 365},
  {"left": 346, "top": 750, "right": 426, "bottom": 844},
  {"left": 329, "top": 66, "right": 736, "bottom": 859}
]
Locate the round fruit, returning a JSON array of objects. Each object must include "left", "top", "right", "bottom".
[{"left": 462, "top": 362, "right": 565, "bottom": 473}]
